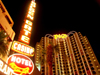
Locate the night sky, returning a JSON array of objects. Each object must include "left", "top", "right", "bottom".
[{"left": 2, "top": 0, "right": 100, "bottom": 63}]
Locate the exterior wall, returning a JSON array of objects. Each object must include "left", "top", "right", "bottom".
[
  {"left": 0, "top": 0, "right": 15, "bottom": 41},
  {"left": 35, "top": 32, "right": 100, "bottom": 75},
  {"left": 0, "top": 0, "right": 14, "bottom": 27},
  {"left": 0, "top": 0, "right": 15, "bottom": 61}
]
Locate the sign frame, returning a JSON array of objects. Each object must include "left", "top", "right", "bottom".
[
  {"left": 11, "top": 41, "right": 34, "bottom": 57},
  {"left": 7, "top": 53, "right": 34, "bottom": 75}
]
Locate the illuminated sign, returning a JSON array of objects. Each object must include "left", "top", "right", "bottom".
[
  {"left": 54, "top": 34, "right": 68, "bottom": 39},
  {"left": 21, "top": 35, "right": 30, "bottom": 44},
  {"left": 0, "top": 58, "right": 13, "bottom": 75},
  {"left": 11, "top": 41, "right": 34, "bottom": 57},
  {"left": 18, "top": 1, "right": 36, "bottom": 45},
  {"left": 7, "top": 54, "right": 34, "bottom": 75}
]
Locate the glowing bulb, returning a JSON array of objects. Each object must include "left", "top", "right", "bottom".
[{"left": 26, "top": 20, "right": 32, "bottom": 26}]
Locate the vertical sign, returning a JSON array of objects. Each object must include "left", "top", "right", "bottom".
[{"left": 18, "top": 1, "right": 36, "bottom": 45}]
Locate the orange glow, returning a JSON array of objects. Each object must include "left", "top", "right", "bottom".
[
  {"left": 28, "top": 11, "right": 34, "bottom": 16},
  {"left": 11, "top": 41, "right": 34, "bottom": 56},
  {"left": 9, "top": 62, "right": 29, "bottom": 75},
  {"left": 54, "top": 34, "right": 68, "bottom": 39},
  {"left": 24, "top": 29, "right": 31, "bottom": 36},
  {"left": 27, "top": 14, "right": 34, "bottom": 20},
  {"left": 21, "top": 35, "right": 30, "bottom": 44},
  {"left": 18, "top": 1, "right": 36, "bottom": 45},
  {"left": 26, "top": 20, "right": 32, "bottom": 26},
  {"left": 24, "top": 24, "right": 32, "bottom": 31}
]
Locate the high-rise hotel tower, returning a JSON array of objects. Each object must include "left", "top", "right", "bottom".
[{"left": 35, "top": 31, "right": 100, "bottom": 75}]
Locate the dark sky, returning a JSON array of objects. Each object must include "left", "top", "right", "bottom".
[{"left": 2, "top": 0, "right": 100, "bottom": 62}]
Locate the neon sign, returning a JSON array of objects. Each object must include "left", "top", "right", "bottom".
[
  {"left": 11, "top": 41, "right": 34, "bottom": 57},
  {"left": 0, "top": 58, "right": 13, "bottom": 75},
  {"left": 18, "top": 1, "right": 36, "bottom": 45},
  {"left": 7, "top": 54, "right": 34, "bottom": 75},
  {"left": 54, "top": 34, "right": 68, "bottom": 39}
]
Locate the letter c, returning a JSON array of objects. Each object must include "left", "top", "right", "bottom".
[{"left": 13, "top": 43, "right": 18, "bottom": 49}]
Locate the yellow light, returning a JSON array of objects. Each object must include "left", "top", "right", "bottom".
[
  {"left": 24, "top": 24, "right": 32, "bottom": 31},
  {"left": 54, "top": 34, "right": 68, "bottom": 39},
  {"left": 21, "top": 35, "right": 30, "bottom": 44},
  {"left": 9, "top": 63, "right": 29, "bottom": 75},
  {"left": 26, "top": 20, "right": 32, "bottom": 26}
]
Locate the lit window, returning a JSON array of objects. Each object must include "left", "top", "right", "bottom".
[
  {"left": 98, "top": 69, "right": 100, "bottom": 71},
  {"left": 91, "top": 54, "right": 93, "bottom": 56},
  {"left": 89, "top": 49, "right": 91, "bottom": 51}
]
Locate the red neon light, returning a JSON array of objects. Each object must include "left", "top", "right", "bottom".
[{"left": 7, "top": 54, "right": 34, "bottom": 75}]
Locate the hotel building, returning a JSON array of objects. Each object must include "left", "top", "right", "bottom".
[
  {"left": 0, "top": 0, "right": 15, "bottom": 61},
  {"left": 35, "top": 31, "right": 100, "bottom": 75}
]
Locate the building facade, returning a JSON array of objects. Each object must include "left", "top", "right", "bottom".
[
  {"left": 35, "top": 31, "right": 100, "bottom": 75},
  {"left": 0, "top": 0, "right": 15, "bottom": 61}
]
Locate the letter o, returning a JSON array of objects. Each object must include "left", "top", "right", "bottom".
[{"left": 16, "top": 57, "right": 21, "bottom": 63}]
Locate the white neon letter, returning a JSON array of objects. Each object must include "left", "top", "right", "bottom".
[
  {"left": 21, "top": 58, "right": 25, "bottom": 65},
  {"left": 13, "top": 43, "right": 18, "bottom": 49},
  {"left": 25, "top": 60, "right": 28, "bottom": 66},
  {"left": 2, "top": 64, "right": 7, "bottom": 74},
  {"left": 29, "top": 61, "right": 32, "bottom": 67},
  {"left": 17, "top": 44, "right": 21, "bottom": 51},
  {"left": 21, "top": 45, "right": 24, "bottom": 52},
  {"left": 16, "top": 57, "right": 21, "bottom": 64},
  {"left": 11, "top": 56, "right": 16, "bottom": 62}
]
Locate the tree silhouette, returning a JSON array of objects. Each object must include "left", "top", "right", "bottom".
[{"left": 0, "top": 30, "right": 8, "bottom": 56}]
